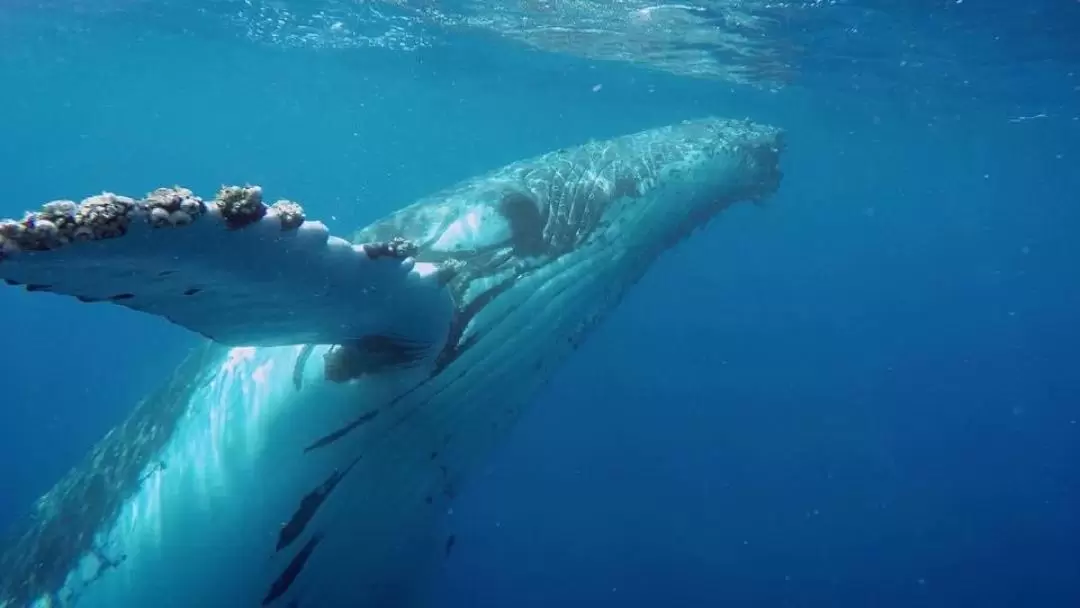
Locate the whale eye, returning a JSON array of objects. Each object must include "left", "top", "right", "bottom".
[{"left": 499, "top": 192, "right": 545, "bottom": 255}]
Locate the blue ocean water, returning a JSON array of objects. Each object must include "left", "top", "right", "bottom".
[{"left": 0, "top": 1, "right": 1077, "bottom": 606}]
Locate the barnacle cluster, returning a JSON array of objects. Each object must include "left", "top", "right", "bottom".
[
  {"left": 144, "top": 187, "right": 206, "bottom": 228},
  {"left": 0, "top": 193, "right": 140, "bottom": 253},
  {"left": 270, "top": 199, "right": 306, "bottom": 230},
  {"left": 436, "top": 258, "right": 466, "bottom": 286},
  {"left": 0, "top": 184, "right": 308, "bottom": 260},
  {"left": 216, "top": 185, "right": 266, "bottom": 229},
  {"left": 361, "top": 236, "right": 419, "bottom": 260}
]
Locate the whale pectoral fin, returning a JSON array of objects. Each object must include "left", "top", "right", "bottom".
[{"left": 0, "top": 185, "right": 454, "bottom": 348}]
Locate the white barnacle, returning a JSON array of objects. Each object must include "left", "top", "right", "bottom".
[
  {"left": 179, "top": 197, "right": 203, "bottom": 216},
  {"left": 0, "top": 220, "right": 23, "bottom": 238},
  {"left": 245, "top": 185, "right": 263, "bottom": 205},
  {"left": 126, "top": 204, "right": 150, "bottom": 220},
  {"left": 33, "top": 219, "right": 59, "bottom": 238},
  {"left": 81, "top": 193, "right": 115, "bottom": 208},
  {"left": 169, "top": 210, "right": 192, "bottom": 226},
  {"left": 0, "top": 234, "right": 19, "bottom": 254},
  {"left": 42, "top": 200, "right": 78, "bottom": 218},
  {"left": 150, "top": 207, "right": 170, "bottom": 227}
]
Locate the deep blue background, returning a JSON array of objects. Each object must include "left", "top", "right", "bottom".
[{"left": 1, "top": 3, "right": 1078, "bottom": 606}]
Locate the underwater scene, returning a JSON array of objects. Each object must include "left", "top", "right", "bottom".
[{"left": 0, "top": 1, "right": 1077, "bottom": 607}]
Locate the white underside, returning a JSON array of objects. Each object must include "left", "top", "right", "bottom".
[
  {"left": 30, "top": 232, "right": 629, "bottom": 608},
  {"left": 31, "top": 345, "right": 431, "bottom": 607}
]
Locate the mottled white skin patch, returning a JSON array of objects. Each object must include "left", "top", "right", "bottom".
[{"left": 23, "top": 345, "right": 444, "bottom": 608}]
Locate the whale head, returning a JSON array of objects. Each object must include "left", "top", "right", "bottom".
[
  {"left": 354, "top": 117, "right": 784, "bottom": 372},
  {"left": 360, "top": 117, "right": 782, "bottom": 264}
]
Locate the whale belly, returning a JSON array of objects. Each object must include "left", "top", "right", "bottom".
[{"left": 19, "top": 344, "right": 448, "bottom": 608}]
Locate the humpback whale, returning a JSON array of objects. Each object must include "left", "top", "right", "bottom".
[{"left": 0, "top": 117, "right": 784, "bottom": 608}]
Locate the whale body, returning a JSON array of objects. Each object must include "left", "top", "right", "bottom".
[{"left": 0, "top": 117, "right": 784, "bottom": 607}]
